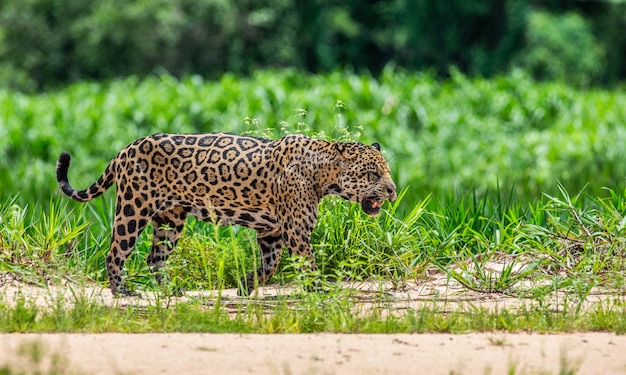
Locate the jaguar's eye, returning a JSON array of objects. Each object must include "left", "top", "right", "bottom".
[{"left": 370, "top": 172, "right": 381, "bottom": 180}]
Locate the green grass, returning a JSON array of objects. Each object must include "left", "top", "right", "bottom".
[
  {"left": 0, "top": 339, "right": 78, "bottom": 375},
  {"left": 2, "top": 283, "right": 626, "bottom": 334},
  {"left": 2, "top": 183, "right": 626, "bottom": 334}
]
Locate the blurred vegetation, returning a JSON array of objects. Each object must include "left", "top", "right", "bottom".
[
  {"left": 1, "top": 0, "right": 625, "bottom": 222},
  {"left": 0, "top": 0, "right": 624, "bottom": 91},
  {"left": 512, "top": 11, "right": 605, "bottom": 87}
]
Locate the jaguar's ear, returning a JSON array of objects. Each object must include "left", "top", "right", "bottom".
[{"left": 372, "top": 142, "right": 380, "bottom": 151}]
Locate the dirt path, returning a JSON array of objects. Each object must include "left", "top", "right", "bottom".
[
  {"left": 1, "top": 332, "right": 625, "bottom": 374},
  {"left": 2, "top": 270, "right": 625, "bottom": 374}
]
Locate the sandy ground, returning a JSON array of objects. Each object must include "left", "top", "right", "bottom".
[
  {"left": 2, "top": 332, "right": 626, "bottom": 374},
  {"left": 1, "top": 266, "right": 625, "bottom": 374}
]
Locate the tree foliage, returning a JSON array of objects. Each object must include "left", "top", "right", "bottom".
[
  {"left": 0, "top": 0, "right": 624, "bottom": 90},
  {"left": 513, "top": 11, "right": 605, "bottom": 87}
]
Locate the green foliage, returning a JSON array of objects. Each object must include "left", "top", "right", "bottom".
[
  {"left": 311, "top": 190, "right": 431, "bottom": 287},
  {"left": 514, "top": 11, "right": 605, "bottom": 87},
  {"left": 0, "top": 197, "right": 88, "bottom": 286},
  {"left": 166, "top": 220, "right": 257, "bottom": 291},
  {"left": 1, "top": 0, "right": 625, "bottom": 89},
  {"left": 385, "top": 0, "right": 531, "bottom": 77},
  {"left": 2, "top": 70, "right": 626, "bottom": 212}
]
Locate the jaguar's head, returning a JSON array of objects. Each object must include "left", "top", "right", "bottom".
[{"left": 331, "top": 141, "right": 397, "bottom": 216}]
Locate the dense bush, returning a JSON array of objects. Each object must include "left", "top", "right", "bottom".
[
  {"left": 1, "top": 70, "right": 626, "bottom": 210},
  {"left": 513, "top": 11, "right": 605, "bottom": 87}
]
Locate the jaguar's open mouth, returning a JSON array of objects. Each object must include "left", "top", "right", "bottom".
[{"left": 361, "top": 196, "right": 385, "bottom": 216}]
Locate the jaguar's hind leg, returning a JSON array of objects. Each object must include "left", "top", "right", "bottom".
[
  {"left": 147, "top": 206, "right": 187, "bottom": 286},
  {"left": 106, "top": 209, "right": 151, "bottom": 297}
]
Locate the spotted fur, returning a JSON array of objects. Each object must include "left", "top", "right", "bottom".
[{"left": 56, "top": 133, "right": 397, "bottom": 296}]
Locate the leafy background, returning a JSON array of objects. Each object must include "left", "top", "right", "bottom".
[{"left": 0, "top": 0, "right": 624, "bottom": 91}]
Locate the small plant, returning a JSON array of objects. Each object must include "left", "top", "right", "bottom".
[
  {"left": 0, "top": 339, "right": 80, "bottom": 375},
  {"left": 0, "top": 196, "right": 88, "bottom": 286},
  {"left": 488, "top": 336, "right": 508, "bottom": 346}
]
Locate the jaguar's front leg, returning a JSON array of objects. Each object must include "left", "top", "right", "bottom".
[
  {"left": 239, "top": 231, "right": 285, "bottom": 296},
  {"left": 281, "top": 217, "right": 322, "bottom": 292}
]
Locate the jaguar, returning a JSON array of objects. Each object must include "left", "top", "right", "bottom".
[{"left": 56, "top": 132, "right": 397, "bottom": 296}]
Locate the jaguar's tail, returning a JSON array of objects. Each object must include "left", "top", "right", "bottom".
[{"left": 56, "top": 152, "right": 116, "bottom": 202}]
